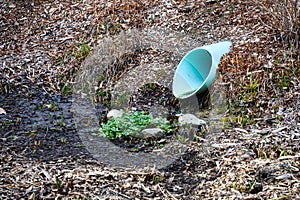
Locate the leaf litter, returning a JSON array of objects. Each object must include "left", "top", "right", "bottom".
[{"left": 0, "top": 0, "right": 300, "bottom": 199}]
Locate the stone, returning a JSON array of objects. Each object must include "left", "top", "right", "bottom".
[
  {"left": 177, "top": 126, "right": 197, "bottom": 143},
  {"left": 107, "top": 109, "right": 123, "bottom": 120},
  {"left": 141, "top": 128, "right": 164, "bottom": 138},
  {"left": 178, "top": 113, "right": 206, "bottom": 126},
  {"left": 0, "top": 108, "right": 6, "bottom": 115}
]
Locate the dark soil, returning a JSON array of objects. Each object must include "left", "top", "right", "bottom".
[
  {"left": 97, "top": 82, "right": 209, "bottom": 153},
  {"left": 0, "top": 84, "right": 92, "bottom": 161}
]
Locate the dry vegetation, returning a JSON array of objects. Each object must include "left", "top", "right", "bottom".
[{"left": 0, "top": 0, "right": 299, "bottom": 199}]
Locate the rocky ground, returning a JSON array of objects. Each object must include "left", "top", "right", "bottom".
[{"left": 1, "top": 0, "right": 300, "bottom": 199}]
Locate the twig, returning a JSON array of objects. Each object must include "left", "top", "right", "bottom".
[
  {"left": 157, "top": 184, "right": 178, "bottom": 200},
  {"left": 108, "top": 188, "right": 131, "bottom": 199},
  {"left": 278, "top": 155, "right": 300, "bottom": 160}
]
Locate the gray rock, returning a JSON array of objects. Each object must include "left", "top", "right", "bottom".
[
  {"left": 141, "top": 128, "right": 164, "bottom": 138},
  {"left": 178, "top": 114, "right": 206, "bottom": 126},
  {"left": 177, "top": 126, "right": 197, "bottom": 143},
  {"left": 0, "top": 108, "right": 6, "bottom": 115},
  {"left": 107, "top": 109, "right": 123, "bottom": 120}
]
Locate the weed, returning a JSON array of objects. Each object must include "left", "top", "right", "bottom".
[
  {"left": 150, "top": 17, "right": 155, "bottom": 23},
  {"left": 62, "top": 83, "right": 73, "bottom": 95},
  {"left": 95, "top": 89, "right": 111, "bottom": 104},
  {"left": 59, "top": 137, "right": 67, "bottom": 143},
  {"left": 55, "top": 177, "right": 63, "bottom": 191},
  {"left": 55, "top": 115, "right": 65, "bottom": 128},
  {"left": 231, "top": 176, "right": 262, "bottom": 194},
  {"left": 243, "top": 73, "right": 259, "bottom": 92},
  {"left": 27, "top": 90, "right": 34, "bottom": 96},
  {"left": 277, "top": 115, "right": 284, "bottom": 121},
  {"left": 96, "top": 89, "right": 106, "bottom": 97},
  {"left": 2, "top": 120, "right": 13, "bottom": 128},
  {"left": 280, "top": 75, "right": 290, "bottom": 89},
  {"left": 147, "top": 82, "right": 156, "bottom": 90},
  {"left": 164, "top": 57, "right": 170, "bottom": 63},
  {"left": 103, "top": 23, "right": 108, "bottom": 33},
  {"left": 130, "top": 147, "right": 139, "bottom": 152},
  {"left": 83, "top": 85, "right": 89, "bottom": 94},
  {"left": 55, "top": 56, "right": 64, "bottom": 66},
  {"left": 18, "top": 92, "right": 23, "bottom": 97},
  {"left": 9, "top": 135, "right": 17, "bottom": 140},
  {"left": 248, "top": 180, "right": 257, "bottom": 192},
  {"left": 50, "top": 101, "right": 58, "bottom": 111},
  {"left": 29, "top": 132, "right": 38, "bottom": 138},
  {"left": 99, "top": 111, "right": 175, "bottom": 140},
  {"left": 16, "top": 117, "right": 21, "bottom": 123},
  {"left": 114, "top": 24, "right": 119, "bottom": 32},
  {"left": 49, "top": 101, "right": 60, "bottom": 111},
  {"left": 251, "top": 145, "right": 290, "bottom": 159},
  {"left": 74, "top": 42, "right": 91, "bottom": 61},
  {"left": 176, "top": 133, "right": 189, "bottom": 143},
  {"left": 154, "top": 176, "right": 160, "bottom": 184}
]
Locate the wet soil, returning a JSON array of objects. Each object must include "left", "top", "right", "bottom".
[{"left": 0, "top": 84, "right": 92, "bottom": 162}]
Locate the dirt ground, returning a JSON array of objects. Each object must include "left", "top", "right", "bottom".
[{"left": 1, "top": 0, "right": 299, "bottom": 199}]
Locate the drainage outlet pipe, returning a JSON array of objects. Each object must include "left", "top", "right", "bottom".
[{"left": 172, "top": 41, "right": 232, "bottom": 99}]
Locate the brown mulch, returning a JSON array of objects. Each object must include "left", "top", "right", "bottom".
[{"left": 1, "top": 0, "right": 300, "bottom": 199}]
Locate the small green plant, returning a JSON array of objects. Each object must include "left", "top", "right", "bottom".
[
  {"left": 74, "top": 42, "right": 91, "bottom": 61},
  {"left": 59, "top": 137, "right": 67, "bottom": 143},
  {"left": 103, "top": 23, "right": 108, "bottom": 33},
  {"left": 56, "top": 115, "right": 65, "bottom": 128},
  {"left": 2, "top": 120, "right": 13, "bottom": 128},
  {"left": 113, "top": 24, "right": 119, "bottom": 32},
  {"left": 148, "top": 82, "right": 155, "bottom": 89},
  {"left": 54, "top": 177, "right": 63, "bottom": 191},
  {"left": 176, "top": 133, "right": 189, "bottom": 143},
  {"left": 154, "top": 175, "right": 161, "bottom": 184},
  {"left": 29, "top": 132, "right": 38, "bottom": 138},
  {"left": 27, "top": 90, "right": 34, "bottom": 96},
  {"left": 251, "top": 145, "right": 289, "bottom": 159},
  {"left": 150, "top": 17, "right": 155, "bottom": 23},
  {"left": 62, "top": 83, "right": 73, "bottom": 95},
  {"left": 99, "top": 111, "right": 175, "bottom": 140},
  {"left": 248, "top": 180, "right": 257, "bottom": 193},
  {"left": 96, "top": 89, "right": 106, "bottom": 97},
  {"left": 49, "top": 101, "right": 59, "bottom": 111},
  {"left": 243, "top": 73, "right": 259, "bottom": 92},
  {"left": 280, "top": 75, "right": 290, "bottom": 89}
]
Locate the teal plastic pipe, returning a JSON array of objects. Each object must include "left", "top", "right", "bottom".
[{"left": 172, "top": 41, "right": 232, "bottom": 99}]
